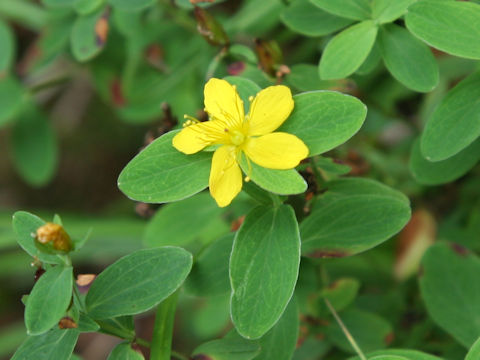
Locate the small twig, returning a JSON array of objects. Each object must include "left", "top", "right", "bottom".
[{"left": 324, "top": 298, "right": 367, "bottom": 360}]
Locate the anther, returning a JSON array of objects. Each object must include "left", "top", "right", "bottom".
[
  {"left": 248, "top": 96, "right": 254, "bottom": 102},
  {"left": 244, "top": 176, "right": 250, "bottom": 182}
]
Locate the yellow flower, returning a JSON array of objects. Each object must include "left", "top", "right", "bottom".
[{"left": 172, "top": 78, "right": 309, "bottom": 207}]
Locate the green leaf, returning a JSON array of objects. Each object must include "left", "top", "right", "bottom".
[
  {"left": 420, "top": 242, "right": 480, "bottom": 348},
  {"left": 107, "top": 342, "right": 144, "bottom": 360},
  {"left": 301, "top": 178, "right": 411, "bottom": 258},
  {"left": 108, "top": 0, "right": 155, "bottom": 11},
  {"left": 77, "top": 314, "right": 100, "bottom": 333},
  {"left": 405, "top": 0, "right": 480, "bottom": 59},
  {"left": 86, "top": 247, "right": 192, "bottom": 319},
  {"left": 41, "top": 0, "right": 76, "bottom": 7},
  {"left": 10, "top": 105, "right": 58, "bottom": 187},
  {"left": 74, "top": 0, "right": 105, "bottom": 15},
  {"left": 349, "top": 349, "right": 444, "bottom": 360},
  {"left": 11, "top": 329, "right": 79, "bottom": 360},
  {"left": 409, "top": 139, "right": 480, "bottom": 185},
  {"left": 0, "top": 19, "right": 14, "bottom": 72},
  {"left": 319, "top": 21, "right": 378, "bottom": 80},
  {"left": 325, "top": 309, "right": 393, "bottom": 354},
  {"left": 238, "top": 155, "right": 307, "bottom": 195},
  {"left": 371, "top": 0, "right": 416, "bottom": 24},
  {"left": 378, "top": 24, "right": 438, "bottom": 92},
  {"left": 321, "top": 278, "right": 360, "bottom": 312},
  {"left": 70, "top": 7, "right": 108, "bottom": 62},
  {"left": 255, "top": 298, "right": 299, "bottom": 360},
  {"left": 230, "top": 205, "right": 300, "bottom": 339},
  {"left": 144, "top": 192, "right": 226, "bottom": 248},
  {"left": 356, "top": 42, "right": 381, "bottom": 75},
  {"left": 192, "top": 333, "right": 260, "bottom": 360},
  {"left": 420, "top": 72, "right": 480, "bottom": 161},
  {"left": 12, "top": 211, "right": 64, "bottom": 264},
  {"left": 185, "top": 234, "right": 234, "bottom": 297},
  {"left": 118, "top": 130, "right": 212, "bottom": 204},
  {"left": 0, "top": 76, "right": 25, "bottom": 127},
  {"left": 281, "top": 0, "right": 353, "bottom": 37},
  {"left": 466, "top": 337, "right": 480, "bottom": 360},
  {"left": 25, "top": 266, "right": 73, "bottom": 335},
  {"left": 279, "top": 91, "right": 367, "bottom": 156},
  {"left": 286, "top": 64, "right": 340, "bottom": 92},
  {"left": 310, "top": 0, "right": 371, "bottom": 20}
]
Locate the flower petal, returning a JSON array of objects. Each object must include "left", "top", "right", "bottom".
[
  {"left": 247, "top": 85, "right": 294, "bottom": 136},
  {"left": 204, "top": 78, "right": 244, "bottom": 129},
  {"left": 244, "top": 132, "right": 309, "bottom": 169},
  {"left": 172, "top": 120, "right": 228, "bottom": 154},
  {"left": 209, "top": 145, "right": 243, "bottom": 207}
]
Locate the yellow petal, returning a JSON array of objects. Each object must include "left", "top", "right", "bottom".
[
  {"left": 172, "top": 120, "right": 228, "bottom": 154},
  {"left": 209, "top": 145, "right": 243, "bottom": 207},
  {"left": 204, "top": 78, "right": 244, "bottom": 129},
  {"left": 244, "top": 132, "right": 309, "bottom": 169},
  {"left": 247, "top": 85, "right": 294, "bottom": 136}
]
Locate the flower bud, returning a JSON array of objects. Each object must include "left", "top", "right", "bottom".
[
  {"left": 35, "top": 223, "right": 73, "bottom": 252},
  {"left": 194, "top": 7, "right": 229, "bottom": 46}
]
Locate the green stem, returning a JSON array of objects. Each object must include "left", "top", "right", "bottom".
[
  {"left": 205, "top": 46, "right": 228, "bottom": 80},
  {"left": 171, "top": 350, "right": 189, "bottom": 360},
  {"left": 150, "top": 291, "right": 179, "bottom": 360},
  {"left": 0, "top": 0, "right": 47, "bottom": 31},
  {"left": 324, "top": 298, "right": 367, "bottom": 360},
  {"left": 96, "top": 321, "right": 135, "bottom": 341},
  {"left": 135, "top": 337, "right": 151, "bottom": 348}
]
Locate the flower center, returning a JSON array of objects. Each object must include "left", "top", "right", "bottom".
[{"left": 230, "top": 130, "right": 245, "bottom": 146}]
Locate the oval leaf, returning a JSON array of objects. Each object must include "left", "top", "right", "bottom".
[
  {"left": 301, "top": 178, "right": 411, "bottom": 258},
  {"left": 281, "top": 0, "right": 353, "bottom": 37},
  {"left": 319, "top": 20, "right": 378, "bottom": 80},
  {"left": 25, "top": 266, "right": 73, "bottom": 335},
  {"left": 86, "top": 247, "right": 192, "bottom": 319},
  {"left": 118, "top": 130, "right": 211, "bottom": 204},
  {"left": 10, "top": 105, "right": 58, "bottom": 187},
  {"left": 11, "top": 329, "right": 79, "bottom": 360},
  {"left": 371, "top": 0, "right": 416, "bottom": 24},
  {"left": 378, "top": 24, "right": 438, "bottom": 92},
  {"left": 238, "top": 155, "right": 307, "bottom": 195},
  {"left": 71, "top": 7, "right": 108, "bottom": 62},
  {"left": 230, "top": 205, "right": 300, "bottom": 339},
  {"left": 0, "top": 76, "right": 24, "bottom": 127},
  {"left": 12, "top": 211, "right": 64, "bottom": 264},
  {"left": 255, "top": 298, "right": 299, "bottom": 360},
  {"left": 185, "top": 234, "right": 234, "bottom": 297},
  {"left": 143, "top": 192, "right": 226, "bottom": 248},
  {"left": 420, "top": 242, "right": 480, "bottom": 348},
  {"left": 0, "top": 19, "right": 14, "bottom": 72},
  {"left": 279, "top": 91, "right": 367, "bottom": 156},
  {"left": 310, "top": 0, "right": 371, "bottom": 21},
  {"left": 420, "top": 72, "right": 480, "bottom": 161},
  {"left": 410, "top": 139, "right": 480, "bottom": 185},
  {"left": 405, "top": 0, "right": 480, "bottom": 59}
]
